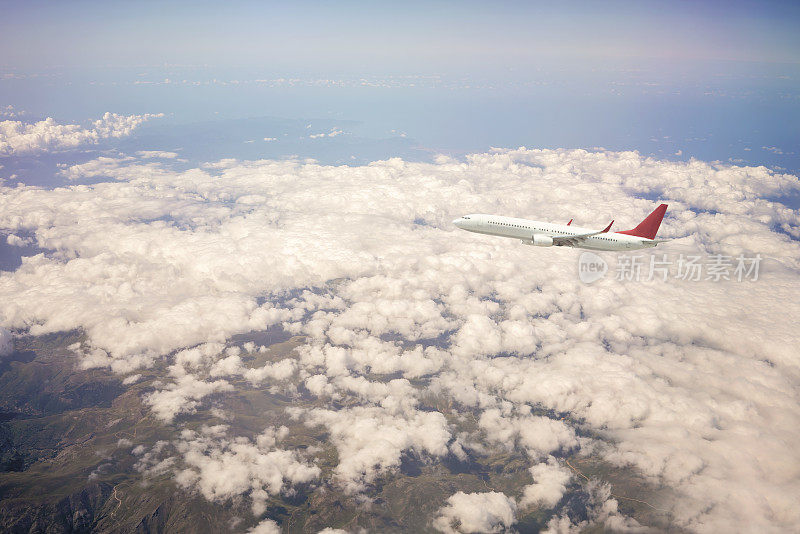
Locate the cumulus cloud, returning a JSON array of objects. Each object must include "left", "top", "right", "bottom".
[
  {"left": 122, "top": 373, "right": 141, "bottom": 385},
  {"left": 0, "top": 112, "right": 163, "bottom": 155},
  {"left": 145, "top": 373, "right": 233, "bottom": 423},
  {"left": 478, "top": 407, "right": 580, "bottom": 458},
  {"left": 1, "top": 147, "right": 799, "bottom": 531},
  {"left": 208, "top": 350, "right": 298, "bottom": 385},
  {"left": 140, "top": 341, "right": 302, "bottom": 421},
  {"left": 173, "top": 425, "right": 320, "bottom": 515},
  {"left": 308, "top": 128, "right": 343, "bottom": 139},
  {"left": 0, "top": 105, "right": 24, "bottom": 119},
  {"left": 542, "top": 481, "right": 649, "bottom": 533},
  {"left": 293, "top": 403, "right": 450, "bottom": 493},
  {"left": 432, "top": 491, "right": 517, "bottom": 533},
  {"left": 6, "top": 233, "right": 31, "bottom": 246},
  {"left": 248, "top": 519, "right": 281, "bottom": 534},
  {"left": 519, "top": 457, "right": 572, "bottom": 509},
  {"left": 136, "top": 150, "right": 179, "bottom": 159}
]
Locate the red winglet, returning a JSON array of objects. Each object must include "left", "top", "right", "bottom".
[
  {"left": 601, "top": 220, "right": 613, "bottom": 233},
  {"left": 618, "top": 204, "right": 668, "bottom": 240},
  {"left": 567, "top": 219, "right": 573, "bottom": 226}
]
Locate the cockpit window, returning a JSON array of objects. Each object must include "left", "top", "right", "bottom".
[{"left": 463, "top": 216, "right": 470, "bottom": 219}]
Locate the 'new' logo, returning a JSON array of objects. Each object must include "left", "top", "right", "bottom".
[{"left": 578, "top": 252, "right": 607, "bottom": 283}]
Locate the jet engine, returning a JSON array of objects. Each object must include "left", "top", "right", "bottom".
[{"left": 523, "top": 234, "right": 554, "bottom": 247}]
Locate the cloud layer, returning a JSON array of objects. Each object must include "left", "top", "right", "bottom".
[{"left": 1, "top": 147, "right": 799, "bottom": 532}]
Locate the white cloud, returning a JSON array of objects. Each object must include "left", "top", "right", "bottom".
[
  {"left": 145, "top": 373, "right": 233, "bottom": 422},
  {"left": 519, "top": 457, "right": 572, "bottom": 509},
  {"left": 478, "top": 407, "right": 580, "bottom": 458},
  {"left": 174, "top": 425, "right": 320, "bottom": 515},
  {"left": 248, "top": 519, "right": 281, "bottom": 534},
  {"left": 1, "top": 147, "right": 799, "bottom": 531},
  {"left": 0, "top": 105, "right": 24, "bottom": 119},
  {"left": 6, "top": 234, "right": 30, "bottom": 246},
  {"left": 0, "top": 112, "right": 163, "bottom": 155},
  {"left": 294, "top": 404, "right": 450, "bottom": 493},
  {"left": 136, "top": 150, "right": 179, "bottom": 159},
  {"left": 122, "top": 373, "right": 141, "bottom": 385},
  {"left": 432, "top": 491, "right": 517, "bottom": 533},
  {"left": 542, "top": 481, "right": 649, "bottom": 533},
  {"left": 309, "top": 128, "right": 344, "bottom": 139}
]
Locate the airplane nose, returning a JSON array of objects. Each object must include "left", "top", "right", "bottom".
[{"left": 453, "top": 218, "right": 464, "bottom": 227}]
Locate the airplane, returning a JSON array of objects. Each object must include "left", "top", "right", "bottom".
[{"left": 452, "top": 204, "right": 668, "bottom": 251}]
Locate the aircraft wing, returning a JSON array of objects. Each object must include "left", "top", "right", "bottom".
[
  {"left": 551, "top": 221, "right": 613, "bottom": 246},
  {"left": 551, "top": 231, "right": 603, "bottom": 246}
]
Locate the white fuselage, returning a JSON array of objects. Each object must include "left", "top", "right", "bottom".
[{"left": 453, "top": 214, "right": 659, "bottom": 251}]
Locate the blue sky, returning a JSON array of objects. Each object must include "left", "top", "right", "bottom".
[
  {"left": 2, "top": 0, "right": 799, "bottom": 69},
  {"left": 1, "top": 0, "right": 799, "bottom": 174}
]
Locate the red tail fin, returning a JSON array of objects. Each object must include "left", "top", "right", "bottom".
[{"left": 618, "top": 204, "right": 667, "bottom": 240}]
